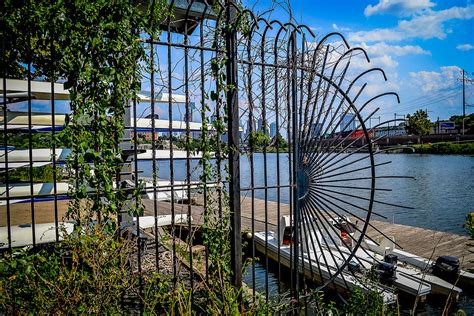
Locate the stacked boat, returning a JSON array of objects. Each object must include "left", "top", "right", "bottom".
[{"left": 253, "top": 215, "right": 472, "bottom": 304}]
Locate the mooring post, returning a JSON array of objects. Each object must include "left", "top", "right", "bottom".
[{"left": 226, "top": 0, "right": 242, "bottom": 290}]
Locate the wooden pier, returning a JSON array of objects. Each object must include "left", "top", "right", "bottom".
[
  {"left": 1, "top": 196, "right": 473, "bottom": 270},
  {"left": 144, "top": 195, "right": 474, "bottom": 270}
]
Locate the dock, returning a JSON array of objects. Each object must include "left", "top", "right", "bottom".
[
  {"left": 1, "top": 195, "right": 473, "bottom": 270},
  {"left": 151, "top": 194, "right": 474, "bottom": 271}
]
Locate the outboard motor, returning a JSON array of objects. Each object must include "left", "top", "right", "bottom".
[
  {"left": 384, "top": 253, "right": 398, "bottom": 265},
  {"left": 348, "top": 260, "right": 362, "bottom": 274},
  {"left": 374, "top": 261, "right": 397, "bottom": 284},
  {"left": 433, "top": 256, "right": 459, "bottom": 281}
]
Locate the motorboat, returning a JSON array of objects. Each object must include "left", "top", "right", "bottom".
[{"left": 253, "top": 216, "right": 398, "bottom": 305}]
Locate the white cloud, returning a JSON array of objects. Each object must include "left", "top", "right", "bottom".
[
  {"left": 456, "top": 43, "right": 474, "bottom": 51},
  {"left": 354, "top": 54, "right": 399, "bottom": 69},
  {"left": 350, "top": 4, "right": 474, "bottom": 42},
  {"left": 409, "top": 66, "right": 461, "bottom": 93},
  {"left": 332, "top": 23, "right": 351, "bottom": 32},
  {"left": 364, "top": 0, "right": 435, "bottom": 17},
  {"left": 359, "top": 42, "right": 431, "bottom": 56}
]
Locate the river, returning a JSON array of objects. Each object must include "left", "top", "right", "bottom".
[{"left": 140, "top": 153, "right": 474, "bottom": 234}]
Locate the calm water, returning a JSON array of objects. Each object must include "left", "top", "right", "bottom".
[{"left": 140, "top": 153, "right": 474, "bottom": 234}]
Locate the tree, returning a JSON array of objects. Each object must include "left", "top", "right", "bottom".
[
  {"left": 248, "top": 131, "right": 271, "bottom": 151},
  {"left": 406, "top": 110, "right": 432, "bottom": 136},
  {"left": 271, "top": 133, "right": 288, "bottom": 150},
  {"left": 450, "top": 114, "right": 474, "bottom": 134}
]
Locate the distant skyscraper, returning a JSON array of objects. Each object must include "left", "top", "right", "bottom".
[
  {"left": 270, "top": 122, "right": 277, "bottom": 138},
  {"left": 310, "top": 123, "right": 322, "bottom": 138},
  {"left": 257, "top": 118, "right": 264, "bottom": 132},
  {"left": 340, "top": 113, "right": 356, "bottom": 132}
]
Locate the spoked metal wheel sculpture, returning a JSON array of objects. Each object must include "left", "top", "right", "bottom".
[
  {"left": 291, "top": 35, "right": 403, "bottom": 295},
  {"left": 239, "top": 16, "right": 409, "bottom": 302},
  {"left": 289, "top": 34, "right": 405, "bottom": 295}
]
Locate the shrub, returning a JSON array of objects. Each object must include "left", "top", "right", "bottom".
[{"left": 0, "top": 228, "right": 134, "bottom": 314}]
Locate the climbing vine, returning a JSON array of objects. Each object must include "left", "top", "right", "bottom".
[{"left": 2, "top": 0, "right": 168, "bottom": 224}]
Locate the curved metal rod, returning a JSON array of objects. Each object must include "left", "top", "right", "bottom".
[
  {"left": 302, "top": 32, "right": 355, "bottom": 84},
  {"left": 282, "top": 23, "right": 301, "bottom": 57},
  {"left": 305, "top": 83, "right": 368, "bottom": 164},
  {"left": 299, "top": 34, "right": 318, "bottom": 133},
  {"left": 300, "top": 56, "right": 352, "bottom": 154},
  {"left": 351, "top": 67, "right": 387, "bottom": 86},
  {"left": 311, "top": 106, "right": 381, "bottom": 169},
  {"left": 234, "top": 8, "right": 260, "bottom": 30},
  {"left": 362, "top": 91, "right": 401, "bottom": 109},
  {"left": 295, "top": 71, "right": 378, "bottom": 286},
  {"left": 302, "top": 67, "right": 384, "bottom": 157},
  {"left": 330, "top": 47, "right": 370, "bottom": 79},
  {"left": 312, "top": 106, "right": 383, "bottom": 170},
  {"left": 283, "top": 22, "right": 302, "bottom": 33},
  {"left": 166, "top": 0, "right": 176, "bottom": 24},
  {"left": 300, "top": 47, "right": 362, "bottom": 155},
  {"left": 297, "top": 24, "right": 316, "bottom": 37},
  {"left": 284, "top": 27, "right": 302, "bottom": 67},
  {"left": 299, "top": 44, "right": 330, "bottom": 152},
  {"left": 201, "top": 0, "right": 210, "bottom": 20},
  {"left": 248, "top": 16, "right": 272, "bottom": 33},
  {"left": 212, "top": 2, "right": 225, "bottom": 49},
  {"left": 312, "top": 32, "right": 350, "bottom": 54},
  {"left": 261, "top": 19, "right": 277, "bottom": 39},
  {"left": 272, "top": 21, "right": 288, "bottom": 54}
]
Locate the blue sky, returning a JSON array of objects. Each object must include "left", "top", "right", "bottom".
[
  {"left": 248, "top": 0, "right": 474, "bottom": 122},
  {"left": 11, "top": 0, "right": 473, "bottom": 125}
]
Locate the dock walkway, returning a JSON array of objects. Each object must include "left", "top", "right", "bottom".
[
  {"left": 1, "top": 195, "right": 472, "bottom": 270},
  {"left": 145, "top": 195, "right": 474, "bottom": 270}
]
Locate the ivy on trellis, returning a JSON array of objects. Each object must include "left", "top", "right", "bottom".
[{"left": 2, "top": 0, "right": 168, "bottom": 226}]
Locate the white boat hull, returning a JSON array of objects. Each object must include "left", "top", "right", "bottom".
[
  {"left": 253, "top": 231, "right": 397, "bottom": 305},
  {"left": 0, "top": 222, "right": 74, "bottom": 249}
]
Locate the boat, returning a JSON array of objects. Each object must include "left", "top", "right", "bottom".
[
  {"left": 0, "top": 222, "right": 74, "bottom": 249},
  {"left": 0, "top": 214, "right": 191, "bottom": 249},
  {"left": 253, "top": 216, "right": 398, "bottom": 305},
  {"left": 362, "top": 231, "right": 474, "bottom": 290},
  {"left": 0, "top": 78, "right": 205, "bottom": 250},
  {"left": 254, "top": 215, "right": 465, "bottom": 303},
  {"left": 133, "top": 214, "right": 191, "bottom": 229},
  {"left": 329, "top": 216, "right": 464, "bottom": 298}
]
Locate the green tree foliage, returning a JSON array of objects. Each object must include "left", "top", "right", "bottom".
[
  {"left": 450, "top": 113, "right": 474, "bottom": 134},
  {"left": 271, "top": 132, "right": 288, "bottom": 151},
  {"left": 466, "top": 212, "right": 474, "bottom": 238},
  {"left": 406, "top": 110, "right": 432, "bottom": 136},
  {"left": 414, "top": 142, "right": 474, "bottom": 155},
  {"left": 248, "top": 130, "right": 271, "bottom": 151},
  {"left": 0, "top": 133, "right": 66, "bottom": 149},
  {"left": 2, "top": 165, "right": 62, "bottom": 183}
]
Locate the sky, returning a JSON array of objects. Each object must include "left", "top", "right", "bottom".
[
  {"left": 248, "top": 0, "right": 474, "bottom": 122},
  {"left": 8, "top": 0, "right": 474, "bottom": 126}
]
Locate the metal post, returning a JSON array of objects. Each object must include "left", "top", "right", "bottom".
[
  {"left": 226, "top": 0, "right": 242, "bottom": 289},
  {"left": 290, "top": 31, "right": 300, "bottom": 302},
  {"left": 462, "top": 69, "right": 465, "bottom": 135}
]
